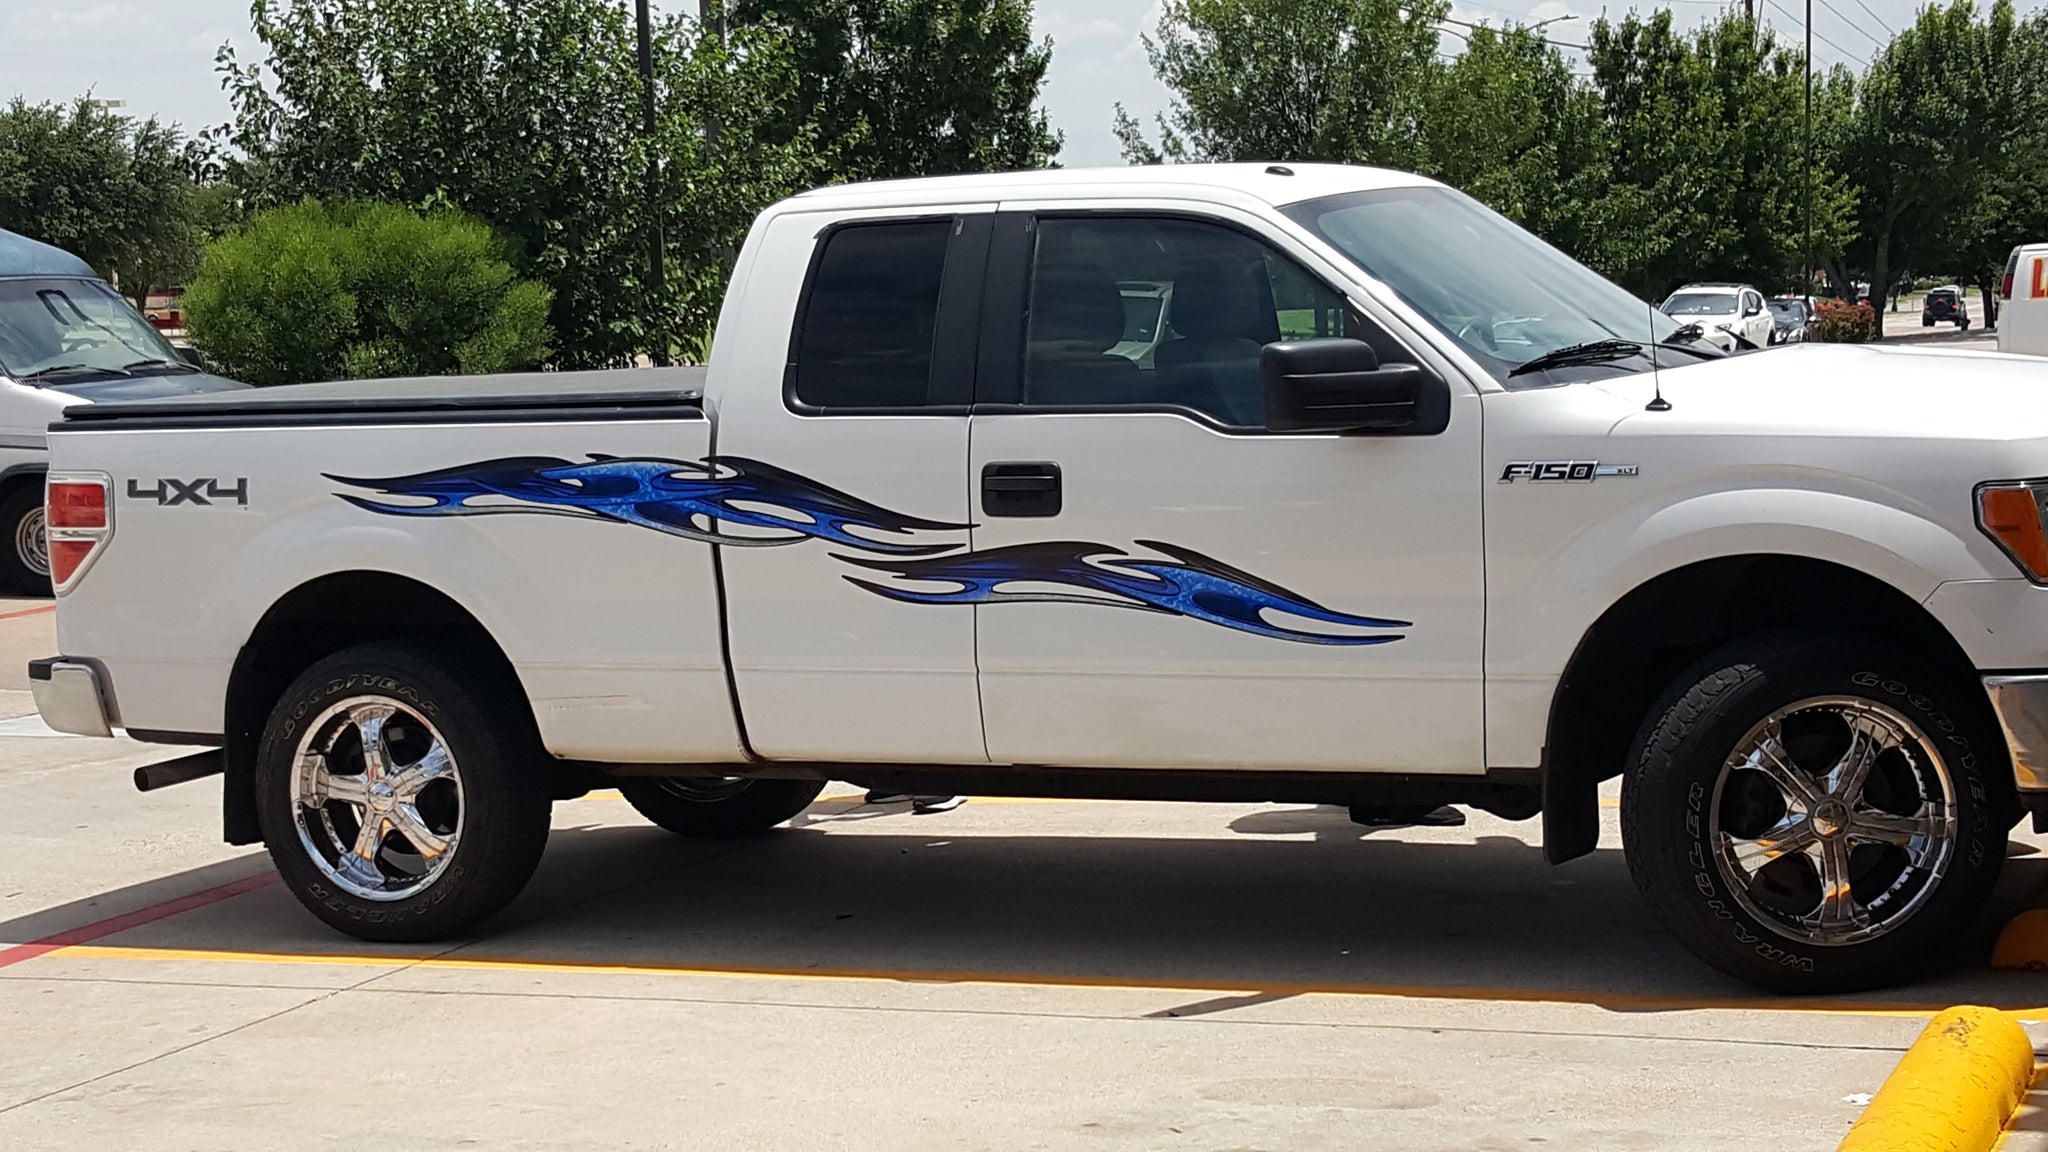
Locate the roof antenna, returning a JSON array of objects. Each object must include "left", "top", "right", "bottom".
[{"left": 1645, "top": 296, "right": 1672, "bottom": 412}]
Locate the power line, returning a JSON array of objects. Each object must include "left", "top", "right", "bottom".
[
  {"left": 1813, "top": 0, "right": 1889, "bottom": 48},
  {"left": 1845, "top": 0, "right": 1896, "bottom": 36},
  {"left": 1764, "top": 0, "right": 1869, "bottom": 64}
]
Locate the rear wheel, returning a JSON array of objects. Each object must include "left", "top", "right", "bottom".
[
  {"left": 255, "top": 644, "right": 551, "bottom": 942},
  {"left": 1622, "top": 632, "right": 2006, "bottom": 993},
  {"left": 0, "top": 485, "right": 49, "bottom": 595},
  {"left": 619, "top": 776, "right": 826, "bottom": 837}
]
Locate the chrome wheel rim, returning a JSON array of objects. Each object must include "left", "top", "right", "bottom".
[
  {"left": 16, "top": 506, "right": 47, "bottom": 577},
  {"left": 290, "top": 696, "right": 464, "bottom": 901},
  {"left": 654, "top": 776, "right": 752, "bottom": 802},
  {"left": 1710, "top": 695, "right": 1956, "bottom": 947}
]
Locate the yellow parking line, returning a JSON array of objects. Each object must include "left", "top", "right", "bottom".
[{"left": 36, "top": 943, "right": 2045, "bottom": 1019}]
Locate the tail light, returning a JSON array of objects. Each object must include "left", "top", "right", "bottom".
[
  {"left": 1978, "top": 482, "right": 2048, "bottom": 583},
  {"left": 45, "top": 473, "right": 113, "bottom": 591},
  {"left": 2003, "top": 272, "right": 2015, "bottom": 299}
]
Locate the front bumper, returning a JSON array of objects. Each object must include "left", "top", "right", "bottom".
[
  {"left": 1982, "top": 675, "right": 2048, "bottom": 829},
  {"left": 27, "top": 656, "right": 114, "bottom": 738}
]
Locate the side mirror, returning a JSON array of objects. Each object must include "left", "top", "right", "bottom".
[
  {"left": 1262, "top": 338, "right": 1450, "bottom": 435},
  {"left": 174, "top": 345, "right": 204, "bottom": 368}
]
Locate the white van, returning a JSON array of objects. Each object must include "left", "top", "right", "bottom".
[{"left": 2000, "top": 242, "right": 2048, "bottom": 356}]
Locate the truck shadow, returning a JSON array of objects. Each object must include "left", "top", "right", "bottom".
[{"left": 6, "top": 806, "right": 2043, "bottom": 1014}]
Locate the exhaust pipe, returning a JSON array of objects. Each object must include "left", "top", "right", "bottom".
[{"left": 133, "top": 749, "right": 225, "bottom": 793}]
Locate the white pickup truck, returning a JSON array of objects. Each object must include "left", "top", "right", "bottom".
[{"left": 28, "top": 164, "right": 2048, "bottom": 993}]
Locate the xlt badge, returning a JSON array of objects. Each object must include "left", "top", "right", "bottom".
[{"left": 1499, "top": 461, "right": 1639, "bottom": 483}]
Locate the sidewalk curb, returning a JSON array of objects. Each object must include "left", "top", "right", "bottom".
[
  {"left": 1837, "top": 1007, "right": 2036, "bottom": 1152},
  {"left": 1993, "top": 909, "right": 2048, "bottom": 971}
]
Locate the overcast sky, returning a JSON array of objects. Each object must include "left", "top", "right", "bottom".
[{"left": 3, "top": 0, "right": 2038, "bottom": 168}]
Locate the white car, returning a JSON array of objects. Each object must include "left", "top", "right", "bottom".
[
  {"left": 30, "top": 164, "right": 2048, "bottom": 995},
  {"left": 0, "top": 228, "right": 245, "bottom": 592},
  {"left": 1660, "top": 283, "right": 1777, "bottom": 350},
  {"left": 2000, "top": 242, "right": 2048, "bottom": 356}
]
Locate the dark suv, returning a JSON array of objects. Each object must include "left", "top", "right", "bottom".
[{"left": 1923, "top": 285, "right": 1971, "bottom": 329}]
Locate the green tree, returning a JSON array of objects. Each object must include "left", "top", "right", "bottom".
[
  {"left": 1113, "top": 0, "right": 1446, "bottom": 166},
  {"left": 1587, "top": 11, "right": 1853, "bottom": 297},
  {"left": 184, "top": 199, "right": 552, "bottom": 385},
  {"left": 221, "top": 0, "right": 819, "bottom": 366},
  {"left": 0, "top": 97, "right": 215, "bottom": 307},
  {"left": 1838, "top": 0, "right": 2007, "bottom": 337},
  {"left": 730, "top": 0, "right": 1060, "bottom": 179}
]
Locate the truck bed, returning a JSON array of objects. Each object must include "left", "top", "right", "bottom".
[{"left": 58, "top": 367, "right": 707, "bottom": 428}]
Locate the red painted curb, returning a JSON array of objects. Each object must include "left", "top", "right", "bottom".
[
  {"left": 0, "top": 871, "right": 280, "bottom": 970},
  {"left": 0, "top": 604, "right": 55, "bottom": 622}
]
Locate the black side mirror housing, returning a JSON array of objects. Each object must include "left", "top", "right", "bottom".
[
  {"left": 175, "top": 345, "right": 204, "bottom": 368},
  {"left": 1261, "top": 338, "right": 1450, "bottom": 435}
]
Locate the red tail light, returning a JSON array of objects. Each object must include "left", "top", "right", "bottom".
[
  {"left": 44, "top": 474, "right": 112, "bottom": 590},
  {"left": 2004, "top": 272, "right": 2015, "bottom": 299}
]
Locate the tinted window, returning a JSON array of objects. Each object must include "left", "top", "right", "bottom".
[
  {"left": 792, "top": 220, "right": 950, "bottom": 408},
  {"left": 1022, "top": 217, "right": 1351, "bottom": 427}
]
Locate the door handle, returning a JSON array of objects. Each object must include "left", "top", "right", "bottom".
[{"left": 981, "top": 462, "right": 1061, "bottom": 517}]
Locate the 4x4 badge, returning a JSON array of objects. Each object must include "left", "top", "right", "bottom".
[
  {"left": 1498, "top": 461, "right": 1639, "bottom": 483},
  {"left": 126, "top": 478, "right": 249, "bottom": 506}
]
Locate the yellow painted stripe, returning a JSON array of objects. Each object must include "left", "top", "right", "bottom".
[
  {"left": 36, "top": 943, "right": 2046, "bottom": 1019},
  {"left": 574, "top": 792, "right": 1624, "bottom": 810},
  {"left": 1838, "top": 1007, "right": 2037, "bottom": 1152}
]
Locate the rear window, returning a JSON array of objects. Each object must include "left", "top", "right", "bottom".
[
  {"left": 1663, "top": 292, "right": 1736, "bottom": 316},
  {"left": 790, "top": 220, "right": 950, "bottom": 409}
]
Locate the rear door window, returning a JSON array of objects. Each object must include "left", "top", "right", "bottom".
[{"left": 790, "top": 220, "right": 952, "bottom": 409}]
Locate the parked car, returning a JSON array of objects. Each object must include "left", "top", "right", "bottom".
[
  {"left": 1765, "top": 296, "right": 1813, "bottom": 343},
  {"left": 2000, "top": 242, "right": 2048, "bottom": 356},
  {"left": 31, "top": 164, "right": 2045, "bottom": 996},
  {"left": 0, "top": 229, "right": 246, "bottom": 593},
  {"left": 1659, "top": 283, "right": 1776, "bottom": 350},
  {"left": 1923, "top": 285, "right": 1972, "bottom": 329}
]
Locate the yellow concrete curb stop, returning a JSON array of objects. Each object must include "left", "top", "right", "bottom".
[
  {"left": 1837, "top": 1006, "right": 2037, "bottom": 1152},
  {"left": 1993, "top": 909, "right": 2048, "bottom": 971}
]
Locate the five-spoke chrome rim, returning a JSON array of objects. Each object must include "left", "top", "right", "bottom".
[
  {"left": 16, "top": 506, "right": 47, "bottom": 577},
  {"left": 291, "top": 696, "right": 464, "bottom": 901},
  {"left": 1710, "top": 696, "right": 1956, "bottom": 947}
]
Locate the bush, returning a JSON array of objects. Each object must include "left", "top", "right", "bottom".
[
  {"left": 184, "top": 200, "right": 552, "bottom": 385},
  {"left": 1813, "top": 297, "right": 1877, "bottom": 343}
]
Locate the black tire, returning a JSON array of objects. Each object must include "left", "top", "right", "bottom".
[
  {"left": 619, "top": 776, "right": 826, "bottom": 837},
  {"left": 1922, "top": 317, "right": 1934, "bottom": 327},
  {"left": 1621, "top": 631, "right": 2007, "bottom": 993},
  {"left": 255, "top": 643, "right": 552, "bottom": 942},
  {"left": 0, "top": 484, "right": 50, "bottom": 596}
]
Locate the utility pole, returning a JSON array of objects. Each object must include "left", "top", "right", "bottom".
[
  {"left": 1804, "top": 0, "right": 1814, "bottom": 297},
  {"left": 636, "top": 0, "right": 667, "bottom": 365}
]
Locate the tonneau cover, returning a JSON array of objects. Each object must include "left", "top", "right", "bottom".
[{"left": 60, "top": 366, "right": 707, "bottom": 426}]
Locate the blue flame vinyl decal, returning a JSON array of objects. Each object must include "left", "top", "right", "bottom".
[
  {"left": 840, "top": 541, "right": 1408, "bottom": 645},
  {"left": 329, "top": 455, "right": 1406, "bottom": 645},
  {"left": 327, "top": 455, "right": 967, "bottom": 555}
]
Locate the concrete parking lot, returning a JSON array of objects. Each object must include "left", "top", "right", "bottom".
[{"left": 1, "top": 594, "right": 2043, "bottom": 1150}]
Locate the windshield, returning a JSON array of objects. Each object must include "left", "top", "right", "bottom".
[
  {"left": 0, "top": 276, "right": 181, "bottom": 380},
  {"left": 1662, "top": 292, "right": 1738, "bottom": 316},
  {"left": 1766, "top": 300, "right": 1804, "bottom": 320},
  {"left": 1280, "top": 185, "right": 1679, "bottom": 384}
]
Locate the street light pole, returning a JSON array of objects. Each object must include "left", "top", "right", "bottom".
[
  {"left": 636, "top": 0, "right": 667, "bottom": 364},
  {"left": 1804, "top": 0, "right": 1813, "bottom": 297}
]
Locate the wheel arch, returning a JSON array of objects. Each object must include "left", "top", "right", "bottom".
[
  {"left": 221, "top": 570, "right": 536, "bottom": 844},
  {"left": 1538, "top": 553, "right": 2000, "bottom": 863}
]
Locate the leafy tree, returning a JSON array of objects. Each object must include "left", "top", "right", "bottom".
[
  {"left": 221, "top": 0, "right": 819, "bottom": 366},
  {"left": 0, "top": 97, "right": 215, "bottom": 308},
  {"left": 184, "top": 199, "right": 552, "bottom": 385},
  {"left": 1113, "top": 0, "right": 1446, "bottom": 166},
  {"left": 730, "top": 0, "right": 1060, "bottom": 179}
]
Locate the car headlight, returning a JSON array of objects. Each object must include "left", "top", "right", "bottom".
[{"left": 1978, "top": 481, "right": 2048, "bottom": 581}]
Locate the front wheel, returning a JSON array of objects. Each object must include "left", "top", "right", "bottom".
[
  {"left": 1621, "top": 633, "right": 2006, "bottom": 993},
  {"left": 0, "top": 485, "right": 50, "bottom": 595},
  {"left": 255, "top": 644, "right": 552, "bottom": 942},
  {"left": 619, "top": 776, "right": 826, "bottom": 837}
]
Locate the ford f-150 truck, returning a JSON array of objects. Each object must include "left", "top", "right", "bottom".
[{"left": 28, "top": 164, "right": 2048, "bottom": 993}]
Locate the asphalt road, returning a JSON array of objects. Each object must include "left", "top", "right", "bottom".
[{"left": 2, "top": 580, "right": 2045, "bottom": 1152}]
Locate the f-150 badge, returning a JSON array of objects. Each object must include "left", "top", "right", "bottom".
[{"left": 1498, "top": 461, "right": 1638, "bottom": 483}]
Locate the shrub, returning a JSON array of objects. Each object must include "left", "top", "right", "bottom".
[
  {"left": 1813, "top": 297, "right": 1876, "bottom": 343},
  {"left": 184, "top": 199, "right": 552, "bottom": 385}
]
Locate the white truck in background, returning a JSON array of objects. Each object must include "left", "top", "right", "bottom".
[
  {"left": 28, "top": 164, "right": 2048, "bottom": 994},
  {"left": 2002, "top": 242, "right": 2048, "bottom": 356}
]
